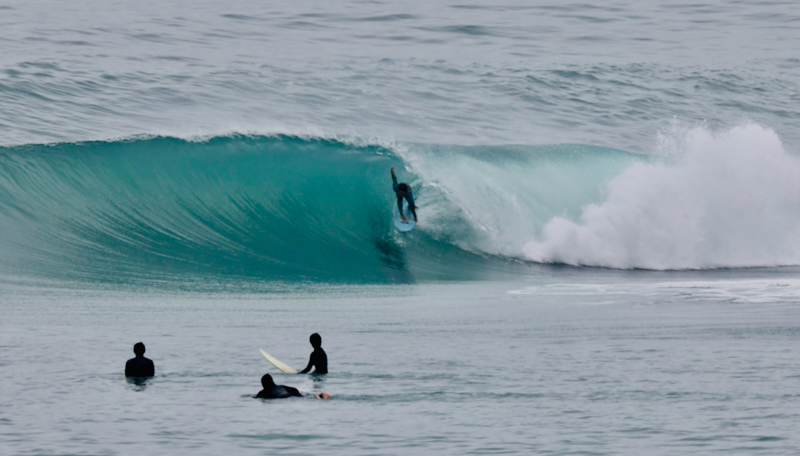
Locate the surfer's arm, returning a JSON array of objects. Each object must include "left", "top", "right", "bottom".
[
  {"left": 299, "top": 354, "right": 314, "bottom": 374},
  {"left": 391, "top": 167, "right": 398, "bottom": 184}
]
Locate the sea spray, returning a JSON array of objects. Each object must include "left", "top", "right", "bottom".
[{"left": 523, "top": 124, "right": 800, "bottom": 269}]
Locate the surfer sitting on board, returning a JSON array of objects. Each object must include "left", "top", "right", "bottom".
[
  {"left": 255, "top": 374, "right": 330, "bottom": 399},
  {"left": 299, "top": 333, "right": 328, "bottom": 374},
  {"left": 125, "top": 342, "right": 155, "bottom": 377},
  {"left": 391, "top": 167, "right": 418, "bottom": 222}
]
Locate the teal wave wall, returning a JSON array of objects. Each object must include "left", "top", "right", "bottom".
[{"left": 0, "top": 135, "right": 635, "bottom": 285}]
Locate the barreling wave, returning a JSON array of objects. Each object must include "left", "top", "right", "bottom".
[
  {"left": 0, "top": 133, "right": 630, "bottom": 286},
  {"left": 1, "top": 125, "right": 797, "bottom": 287}
]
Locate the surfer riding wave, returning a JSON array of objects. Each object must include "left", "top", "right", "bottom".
[{"left": 391, "top": 167, "right": 418, "bottom": 222}]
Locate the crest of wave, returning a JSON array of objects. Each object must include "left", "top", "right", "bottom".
[{"left": 523, "top": 124, "right": 800, "bottom": 269}]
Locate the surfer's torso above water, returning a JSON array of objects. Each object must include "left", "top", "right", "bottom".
[
  {"left": 391, "top": 167, "right": 418, "bottom": 222},
  {"left": 299, "top": 347, "right": 327, "bottom": 374},
  {"left": 125, "top": 342, "right": 155, "bottom": 377},
  {"left": 299, "top": 333, "right": 328, "bottom": 374}
]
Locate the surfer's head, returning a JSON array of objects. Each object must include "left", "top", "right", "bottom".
[
  {"left": 261, "top": 374, "right": 275, "bottom": 388},
  {"left": 397, "top": 183, "right": 409, "bottom": 194},
  {"left": 310, "top": 333, "right": 322, "bottom": 348},
  {"left": 133, "top": 342, "right": 146, "bottom": 356}
]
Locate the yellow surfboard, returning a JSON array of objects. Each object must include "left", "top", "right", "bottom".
[{"left": 259, "top": 348, "right": 298, "bottom": 374}]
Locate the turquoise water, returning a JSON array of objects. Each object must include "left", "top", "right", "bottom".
[
  {"left": 3, "top": 1, "right": 800, "bottom": 454},
  {"left": 0, "top": 136, "right": 635, "bottom": 284}
]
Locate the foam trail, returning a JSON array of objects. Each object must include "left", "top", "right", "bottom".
[{"left": 523, "top": 124, "right": 800, "bottom": 269}]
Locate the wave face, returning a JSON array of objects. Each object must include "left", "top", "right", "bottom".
[
  {"left": 0, "top": 134, "right": 632, "bottom": 285},
  {"left": 0, "top": 135, "right": 432, "bottom": 285},
  {"left": 2, "top": 126, "right": 797, "bottom": 286}
]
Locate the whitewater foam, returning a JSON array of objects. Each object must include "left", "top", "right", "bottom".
[{"left": 522, "top": 124, "right": 800, "bottom": 270}]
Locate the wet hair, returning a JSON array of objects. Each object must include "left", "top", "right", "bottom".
[
  {"left": 398, "top": 183, "right": 409, "bottom": 192},
  {"left": 133, "top": 342, "right": 145, "bottom": 356},
  {"left": 261, "top": 374, "right": 275, "bottom": 388},
  {"left": 310, "top": 333, "right": 322, "bottom": 347}
]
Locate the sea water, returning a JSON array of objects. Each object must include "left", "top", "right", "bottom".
[{"left": 2, "top": 1, "right": 800, "bottom": 455}]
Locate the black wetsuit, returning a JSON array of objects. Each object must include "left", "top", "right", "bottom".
[
  {"left": 256, "top": 385, "right": 303, "bottom": 399},
  {"left": 391, "top": 171, "right": 416, "bottom": 220},
  {"left": 299, "top": 347, "right": 328, "bottom": 374},
  {"left": 125, "top": 356, "right": 155, "bottom": 377}
]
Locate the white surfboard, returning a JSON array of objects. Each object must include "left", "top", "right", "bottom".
[
  {"left": 393, "top": 200, "right": 416, "bottom": 232},
  {"left": 259, "top": 348, "right": 298, "bottom": 374}
]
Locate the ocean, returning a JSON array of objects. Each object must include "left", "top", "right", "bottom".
[{"left": 2, "top": 1, "right": 800, "bottom": 454}]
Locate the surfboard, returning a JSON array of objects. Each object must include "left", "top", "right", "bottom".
[
  {"left": 259, "top": 348, "right": 298, "bottom": 374},
  {"left": 393, "top": 200, "right": 416, "bottom": 232}
]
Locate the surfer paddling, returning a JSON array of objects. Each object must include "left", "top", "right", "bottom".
[
  {"left": 391, "top": 167, "right": 418, "bottom": 222},
  {"left": 254, "top": 374, "right": 330, "bottom": 400},
  {"left": 299, "top": 333, "right": 328, "bottom": 374},
  {"left": 255, "top": 374, "right": 302, "bottom": 398}
]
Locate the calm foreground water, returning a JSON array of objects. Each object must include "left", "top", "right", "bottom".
[
  {"left": 3, "top": 0, "right": 800, "bottom": 454},
  {"left": 3, "top": 272, "right": 800, "bottom": 455}
]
